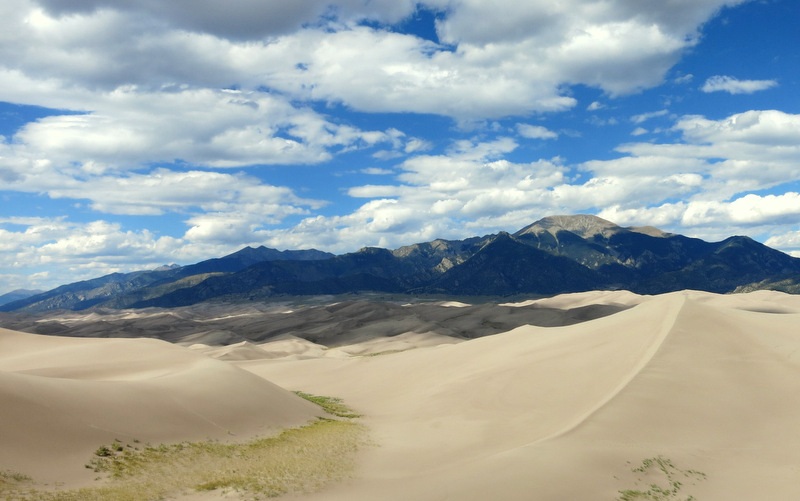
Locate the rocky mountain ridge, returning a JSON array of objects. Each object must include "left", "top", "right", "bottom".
[{"left": 4, "top": 215, "right": 800, "bottom": 312}]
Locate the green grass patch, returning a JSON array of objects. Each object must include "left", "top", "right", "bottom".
[
  {"left": 1, "top": 394, "right": 365, "bottom": 501},
  {"left": 294, "top": 391, "right": 362, "bottom": 419},
  {"left": 617, "top": 456, "right": 706, "bottom": 500}
]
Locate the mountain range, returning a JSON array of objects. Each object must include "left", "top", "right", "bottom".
[
  {"left": 0, "top": 289, "right": 45, "bottom": 307},
  {"left": 4, "top": 214, "right": 800, "bottom": 312}
]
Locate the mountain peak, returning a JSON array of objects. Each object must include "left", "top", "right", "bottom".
[
  {"left": 153, "top": 264, "right": 180, "bottom": 271},
  {"left": 514, "top": 214, "right": 620, "bottom": 239}
]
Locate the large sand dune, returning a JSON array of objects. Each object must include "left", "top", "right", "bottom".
[
  {"left": 2, "top": 290, "right": 800, "bottom": 499},
  {"left": 243, "top": 290, "right": 800, "bottom": 500},
  {"left": 0, "top": 328, "right": 321, "bottom": 486}
]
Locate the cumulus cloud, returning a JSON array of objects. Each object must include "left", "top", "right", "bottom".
[
  {"left": 35, "top": 0, "right": 424, "bottom": 40},
  {"left": 0, "top": 217, "right": 190, "bottom": 290},
  {"left": 404, "top": 138, "right": 433, "bottom": 153},
  {"left": 517, "top": 124, "right": 558, "bottom": 140},
  {"left": 585, "top": 110, "right": 800, "bottom": 244},
  {"left": 1, "top": 0, "right": 748, "bottom": 120},
  {"left": 6, "top": 88, "right": 390, "bottom": 172},
  {"left": 0, "top": 129, "right": 327, "bottom": 219},
  {"left": 766, "top": 230, "right": 800, "bottom": 256},
  {"left": 278, "top": 138, "right": 577, "bottom": 251},
  {"left": 615, "top": 111, "right": 800, "bottom": 202},
  {"left": 701, "top": 75, "right": 778, "bottom": 94},
  {"left": 361, "top": 167, "right": 395, "bottom": 175},
  {"left": 335, "top": 140, "right": 714, "bottom": 249}
]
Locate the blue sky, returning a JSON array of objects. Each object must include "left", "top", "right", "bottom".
[{"left": 1, "top": 0, "right": 799, "bottom": 293}]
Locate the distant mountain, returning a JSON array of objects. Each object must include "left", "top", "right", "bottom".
[
  {"left": 422, "top": 232, "right": 603, "bottom": 295},
  {"left": 734, "top": 273, "right": 800, "bottom": 294},
  {"left": 4, "top": 215, "right": 800, "bottom": 312},
  {"left": 0, "top": 289, "right": 44, "bottom": 307},
  {"left": 0, "top": 246, "right": 333, "bottom": 312}
]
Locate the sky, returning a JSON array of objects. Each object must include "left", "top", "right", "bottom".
[{"left": 1, "top": 0, "right": 800, "bottom": 293}]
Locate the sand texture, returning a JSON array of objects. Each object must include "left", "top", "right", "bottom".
[{"left": 2, "top": 290, "right": 800, "bottom": 499}]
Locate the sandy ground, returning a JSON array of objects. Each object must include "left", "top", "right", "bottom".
[{"left": 2, "top": 290, "right": 800, "bottom": 499}]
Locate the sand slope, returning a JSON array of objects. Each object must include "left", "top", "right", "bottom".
[
  {"left": 243, "top": 290, "right": 800, "bottom": 500},
  {"left": 0, "top": 328, "right": 321, "bottom": 486},
  {"left": 3, "top": 290, "right": 800, "bottom": 499}
]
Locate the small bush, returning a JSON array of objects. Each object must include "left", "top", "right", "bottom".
[{"left": 93, "top": 445, "right": 113, "bottom": 457}]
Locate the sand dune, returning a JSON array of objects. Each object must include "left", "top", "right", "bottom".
[
  {"left": 2, "top": 290, "right": 800, "bottom": 499},
  {"left": 242, "top": 290, "right": 800, "bottom": 500},
  {"left": 0, "top": 296, "right": 631, "bottom": 345},
  {"left": 0, "top": 328, "right": 321, "bottom": 486},
  {"left": 188, "top": 340, "right": 278, "bottom": 361}
]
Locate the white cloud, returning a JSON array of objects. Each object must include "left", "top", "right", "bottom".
[
  {"left": 582, "top": 110, "right": 800, "bottom": 246},
  {"left": 631, "top": 109, "right": 669, "bottom": 124},
  {"left": 35, "top": 0, "right": 423, "bottom": 40},
  {"left": 701, "top": 75, "right": 778, "bottom": 94},
  {"left": 597, "top": 195, "right": 800, "bottom": 250},
  {"left": 1, "top": 87, "right": 393, "bottom": 177},
  {"left": 404, "top": 138, "right": 433, "bottom": 153},
  {"left": 348, "top": 185, "right": 405, "bottom": 198},
  {"left": 597, "top": 203, "right": 688, "bottom": 231},
  {"left": 372, "top": 132, "right": 432, "bottom": 159},
  {"left": 587, "top": 101, "right": 606, "bottom": 111},
  {"left": 631, "top": 127, "right": 648, "bottom": 136},
  {"left": 516, "top": 123, "right": 558, "bottom": 140},
  {"left": 611, "top": 110, "right": 800, "bottom": 201},
  {"left": 0, "top": 217, "right": 191, "bottom": 290},
  {"left": 581, "top": 155, "right": 707, "bottom": 177},
  {"left": 0, "top": 133, "right": 326, "bottom": 218},
  {"left": 361, "top": 167, "right": 395, "bottom": 175},
  {"left": 674, "top": 109, "right": 800, "bottom": 147},
  {"left": 766, "top": 230, "right": 800, "bottom": 254},
  {"left": 0, "top": 0, "right": 748, "bottom": 121},
  {"left": 274, "top": 138, "right": 577, "bottom": 252}
]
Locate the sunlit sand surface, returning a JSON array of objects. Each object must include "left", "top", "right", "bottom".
[{"left": 3, "top": 290, "right": 800, "bottom": 499}]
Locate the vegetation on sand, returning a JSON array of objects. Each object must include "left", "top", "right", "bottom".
[
  {"left": 617, "top": 456, "right": 706, "bottom": 500},
  {"left": 294, "top": 391, "right": 363, "bottom": 419},
  {"left": 0, "top": 393, "right": 364, "bottom": 501}
]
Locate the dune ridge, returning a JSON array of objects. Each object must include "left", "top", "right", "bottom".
[{"left": 526, "top": 293, "right": 685, "bottom": 447}]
